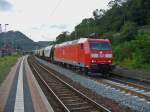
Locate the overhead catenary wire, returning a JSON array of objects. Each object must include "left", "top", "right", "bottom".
[{"left": 50, "top": 0, "right": 63, "bottom": 17}]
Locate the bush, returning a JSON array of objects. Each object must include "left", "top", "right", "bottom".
[
  {"left": 120, "top": 21, "right": 138, "bottom": 42},
  {"left": 113, "top": 41, "right": 138, "bottom": 62},
  {"left": 113, "top": 32, "right": 150, "bottom": 70}
]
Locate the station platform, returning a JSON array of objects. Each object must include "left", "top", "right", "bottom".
[{"left": 0, "top": 56, "right": 54, "bottom": 112}]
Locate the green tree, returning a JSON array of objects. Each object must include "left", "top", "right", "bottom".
[
  {"left": 120, "top": 21, "right": 137, "bottom": 42},
  {"left": 56, "top": 31, "right": 70, "bottom": 44}
]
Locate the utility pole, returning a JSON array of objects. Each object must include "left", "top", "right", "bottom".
[
  {"left": 75, "top": 28, "right": 77, "bottom": 39},
  {"left": 5, "top": 24, "right": 9, "bottom": 32},
  {"left": 87, "top": 20, "right": 90, "bottom": 35},
  {"left": 78, "top": 24, "right": 80, "bottom": 38},
  {"left": 0, "top": 24, "right": 2, "bottom": 33},
  {"left": 93, "top": 22, "right": 95, "bottom": 33}
]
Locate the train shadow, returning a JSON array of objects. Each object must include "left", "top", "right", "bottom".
[{"left": 79, "top": 72, "right": 107, "bottom": 79}]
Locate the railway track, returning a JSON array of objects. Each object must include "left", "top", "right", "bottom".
[
  {"left": 28, "top": 57, "right": 111, "bottom": 112},
  {"left": 88, "top": 76, "right": 150, "bottom": 102},
  {"left": 63, "top": 63, "right": 150, "bottom": 102},
  {"left": 110, "top": 72, "right": 150, "bottom": 88},
  {"left": 68, "top": 67, "right": 150, "bottom": 101},
  {"left": 109, "top": 76, "right": 150, "bottom": 92}
]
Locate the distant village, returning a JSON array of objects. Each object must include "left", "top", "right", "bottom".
[
  {"left": 0, "top": 24, "right": 17, "bottom": 57},
  {"left": 0, "top": 42, "right": 17, "bottom": 57}
]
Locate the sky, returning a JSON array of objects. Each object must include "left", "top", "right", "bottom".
[{"left": 0, "top": 0, "right": 110, "bottom": 42}]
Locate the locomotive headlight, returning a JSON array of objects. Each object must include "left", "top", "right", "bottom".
[
  {"left": 108, "top": 60, "right": 112, "bottom": 63},
  {"left": 91, "top": 54, "right": 98, "bottom": 58},
  {"left": 105, "top": 54, "right": 112, "bottom": 58},
  {"left": 92, "top": 60, "right": 96, "bottom": 63}
]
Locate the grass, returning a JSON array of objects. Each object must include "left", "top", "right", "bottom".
[{"left": 0, "top": 54, "right": 21, "bottom": 85}]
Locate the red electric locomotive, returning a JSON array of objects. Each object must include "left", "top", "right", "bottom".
[{"left": 54, "top": 37, "right": 113, "bottom": 76}]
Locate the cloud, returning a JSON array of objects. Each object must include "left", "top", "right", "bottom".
[
  {"left": 31, "top": 27, "right": 40, "bottom": 30},
  {"left": 31, "top": 24, "right": 67, "bottom": 31},
  {"left": 0, "top": 0, "right": 13, "bottom": 11},
  {"left": 50, "top": 24, "right": 67, "bottom": 29}
]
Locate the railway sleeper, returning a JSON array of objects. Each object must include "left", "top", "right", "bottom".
[
  {"left": 48, "top": 82, "right": 62, "bottom": 86},
  {"left": 69, "top": 106, "right": 95, "bottom": 111},
  {"left": 61, "top": 96, "right": 79, "bottom": 99},
  {"left": 54, "top": 89, "right": 72, "bottom": 93},
  {"left": 67, "top": 102, "right": 87, "bottom": 106},
  {"left": 55, "top": 91, "right": 72, "bottom": 94},
  {"left": 52, "top": 86, "right": 68, "bottom": 89},
  {"left": 58, "top": 93, "right": 75, "bottom": 96},
  {"left": 63, "top": 99, "right": 85, "bottom": 104},
  {"left": 48, "top": 84, "right": 61, "bottom": 86},
  {"left": 70, "top": 106, "right": 94, "bottom": 111},
  {"left": 49, "top": 85, "right": 66, "bottom": 88},
  {"left": 67, "top": 103, "right": 91, "bottom": 108},
  {"left": 47, "top": 80, "right": 58, "bottom": 83},
  {"left": 51, "top": 85, "right": 68, "bottom": 88},
  {"left": 64, "top": 98, "right": 82, "bottom": 102}
]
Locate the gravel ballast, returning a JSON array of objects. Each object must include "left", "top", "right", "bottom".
[
  {"left": 36, "top": 58, "right": 150, "bottom": 112},
  {"left": 112, "top": 66, "right": 150, "bottom": 83}
]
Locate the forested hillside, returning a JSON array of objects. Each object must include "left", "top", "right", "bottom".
[
  {"left": 0, "top": 31, "right": 50, "bottom": 51},
  {"left": 54, "top": 0, "right": 150, "bottom": 70}
]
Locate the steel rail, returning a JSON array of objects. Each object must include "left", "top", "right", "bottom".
[
  {"left": 110, "top": 72, "right": 150, "bottom": 84},
  {"left": 31, "top": 63, "right": 70, "bottom": 112},
  {"left": 109, "top": 77, "right": 150, "bottom": 92},
  {"left": 92, "top": 78, "right": 150, "bottom": 101},
  {"left": 29, "top": 58, "right": 111, "bottom": 112}
]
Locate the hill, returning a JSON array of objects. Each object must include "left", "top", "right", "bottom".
[
  {"left": 0, "top": 31, "right": 49, "bottom": 51},
  {"left": 36, "top": 41, "right": 52, "bottom": 47}
]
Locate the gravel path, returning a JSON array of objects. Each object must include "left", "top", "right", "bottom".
[{"left": 36, "top": 58, "right": 150, "bottom": 112}]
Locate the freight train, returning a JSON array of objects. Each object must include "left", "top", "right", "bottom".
[{"left": 34, "top": 37, "right": 114, "bottom": 77}]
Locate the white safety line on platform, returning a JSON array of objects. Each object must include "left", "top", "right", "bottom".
[{"left": 14, "top": 58, "right": 24, "bottom": 112}]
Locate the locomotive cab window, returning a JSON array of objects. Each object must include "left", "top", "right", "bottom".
[
  {"left": 80, "top": 44, "right": 84, "bottom": 50},
  {"left": 90, "top": 42, "right": 111, "bottom": 50}
]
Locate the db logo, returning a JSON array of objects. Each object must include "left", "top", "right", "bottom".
[{"left": 99, "top": 54, "right": 105, "bottom": 57}]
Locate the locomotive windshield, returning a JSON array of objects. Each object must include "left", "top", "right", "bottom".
[{"left": 90, "top": 42, "right": 111, "bottom": 50}]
